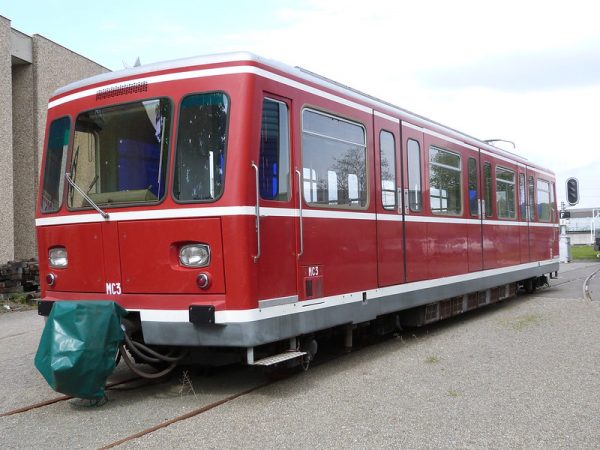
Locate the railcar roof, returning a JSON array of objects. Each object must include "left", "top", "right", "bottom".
[{"left": 52, "top": 51, "right": 552, "bottom": 175}]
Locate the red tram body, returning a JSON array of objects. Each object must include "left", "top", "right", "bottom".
[{"left": 36, "top": 53, "right": 559, "bottom": 367}]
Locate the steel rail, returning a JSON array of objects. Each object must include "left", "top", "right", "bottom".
[{"left": 0, "top": 376, "right": 141, "bottom": 418}]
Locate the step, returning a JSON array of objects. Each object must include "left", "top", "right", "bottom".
[{"left": 251, "top": 351, "right": 307, "bottom": 367}]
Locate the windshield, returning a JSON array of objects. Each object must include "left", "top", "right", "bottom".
[
  {"left": 173, "top": 92, "right": 229, "bottom": 202},
  {"left": 68, "top": 98, "right": 171, "bottom": 208}
]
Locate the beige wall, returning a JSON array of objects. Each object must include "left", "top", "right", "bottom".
[
  {"left": 0, "top": 17, "right": 15, "bottom": 263},
  {"left": 1, "top": 19, "right": 109, "bottom": 263},
  {"left": 12, "top": 63, "right": 34, "bottom": 259}
]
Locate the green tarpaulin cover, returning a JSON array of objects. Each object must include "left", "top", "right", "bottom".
[{"left": 34, "top": 301, "right": 126, "bottom": 399}]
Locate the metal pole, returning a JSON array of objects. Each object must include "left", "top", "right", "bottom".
[{"left": 592, "top": 209, "right": 596, "bottom": 245}]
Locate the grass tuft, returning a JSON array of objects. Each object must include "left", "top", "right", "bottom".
[
  {"left": 500, "top": 313, "right": 541, "bottom": 331},
  {"left": 425, "top": 355, "right": 441, "bottom": 364}
]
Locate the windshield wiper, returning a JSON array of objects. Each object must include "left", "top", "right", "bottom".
[{"left": 65, "top": 172, "right": 109, "bottom": 219}]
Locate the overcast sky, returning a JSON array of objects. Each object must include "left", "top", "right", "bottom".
[{"left": 4, "top": 0, "right": 600, "bottom": 208}]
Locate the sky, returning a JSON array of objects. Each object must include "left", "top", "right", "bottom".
[{"left": 3, "top": 0, "right": 600, "bottom": 209}]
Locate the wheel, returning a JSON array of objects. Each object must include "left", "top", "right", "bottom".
[{"left": 524, "top": 277, "right": 536, "bottom": 294}]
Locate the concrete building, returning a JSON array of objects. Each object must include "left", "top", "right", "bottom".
[
  {"left": 1, "top": 16, "right": 109, "bottom": 264},
  {"left": 563, "top": 207, "right": 600, "bottom": 245}
]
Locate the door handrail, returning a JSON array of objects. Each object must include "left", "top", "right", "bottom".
[
  {"left": 296, "top": 169, "right": 304, "bottom": 258},
  {"left": 251, "top": 162, "right": 260, "bottom": 262}
]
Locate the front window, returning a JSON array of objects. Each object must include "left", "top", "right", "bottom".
[
  {"left": 41, "top": 117, "right": 70, "bottom": 213},
  {"left": 68, "top": 98, "right": 171, "bottom": 208},
  {"left": 173, "top": 92, "right": 229, "bottom": 202}
]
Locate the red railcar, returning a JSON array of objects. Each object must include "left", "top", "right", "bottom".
[{"left": 36, "top": 53, "right": 559, "bottom": 371}]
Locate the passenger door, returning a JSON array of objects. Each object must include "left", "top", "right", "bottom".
[
  {"left": 467, "top": 154, "right": 483, "bottom": 271},
  {"left": 375, "top": 114, "right": 404, "bottom": 287},
  {"left": 401, "top": 123, "right": 427, "bottom": 282},
  {"left": 255, "top": 96, "right": 299, "bottom": 305},
  {"left": 480, "top": 153, "right": 497, "bottom": 269}
]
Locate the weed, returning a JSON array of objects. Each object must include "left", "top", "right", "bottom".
[
  {"left": 500, "top": 313, "right": 541, "bottom": 331},
  {"left": 448, "top": 389, "right": 459, "bottom": 397},
  {"left": 178, "top": 370, "right": 197, "bottom": 398},
  {"left": 425, "top": 355, "right": 441, "bottom": 364}
]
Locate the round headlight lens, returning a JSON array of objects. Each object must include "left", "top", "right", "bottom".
[{"left": 179, "top": 244, "right": 210, "bottom": 267}]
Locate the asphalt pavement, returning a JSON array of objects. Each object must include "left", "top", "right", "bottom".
[{"left": 1, "top": 262, "right": 600, "bottom": 449}]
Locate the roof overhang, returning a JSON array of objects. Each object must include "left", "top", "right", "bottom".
[{"left": 10, "top": 27, "right": 32, "bottom": 65}]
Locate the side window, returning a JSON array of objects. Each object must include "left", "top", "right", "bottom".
[
  {"left": 519, "top": 173, "right": 527, "bottom": 220},
  {"left": 259, "top": 98, "right": 290, "bottom": 201},
  {"left": 468, "top": 157, "right": 479, "bottom": 217},
  {"left": 429, "top": 146, "right": 461, "bottom": 215},
  {"left": 550, "top": 182, "right": 556, "bottom": 222},
  {"left": 301, "top": 109, "right": 367, "bottom": 208},
  {"left": 407, "top": 139, "right": 422, "bottom": 212},
  {"left": 379, "top": 130, "right": 396, "bottom": 210},
  {"left": 528, "top": 175, "right": 536, "bottom": 221},
  {"left": 41, "top": 117, "right": 70, "bottom": 213},
  {"left": 483, "top": 162, "right": 493, "bottom": 218},
  {"left": 496, "top": 166, "right": 516, "bottom": 219},
  {"left": 537, "top": 178, "right": 551, "bottom": 222}
]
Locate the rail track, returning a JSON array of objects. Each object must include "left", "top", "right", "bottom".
[
  {"left": 99, "top": 382, "right": 270, "bottom": 449},
  {"left": 0, "top": 376, "right": 143, "bottom": 418}
]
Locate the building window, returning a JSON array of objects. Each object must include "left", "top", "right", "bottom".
[
  {"left": 259, "top": 98, "right": 290, "bottom": 201},
  {"left": 484, "top": 163, "right": 493, "bottom": 218},
  {"left": 537, "top": 178, "right": 551, "bottom": 222},
  {"left": 407, "top": 139, "right": 422, "bottom": 212},
  {"left": 41, "top": 117, "right": 70, "bottom": 213},
  {"left": 301, "top": 109, "right": 367, "bottom": 208},
  {"left": 429, "top": 146, "right": 461, "bottom": 215},
  {"left": 496, "top": 166, "right": 516, "bottom": 219},
  {"left": 468, "top": 157, "right": 479, "bottom": 217},
  {"left": 173, "top": 92, "right": 228, "bottom": 202},
  {"left": 380, "top": 130, "right": 396, "bottom": 210}
]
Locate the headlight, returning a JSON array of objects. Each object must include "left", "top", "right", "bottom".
[
  {"left": 48, "top": 247, "right": 68, "bottom": 268},
  {"left": 179, "top": 244, "right": 210, "bottom": 267}
]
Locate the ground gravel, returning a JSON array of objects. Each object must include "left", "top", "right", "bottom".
[
  {"left": 2, "top": 263, "right": 600, "bottom": 449},
  {"left": 124, "top": 288, "right": 600, "bottom": 448}
]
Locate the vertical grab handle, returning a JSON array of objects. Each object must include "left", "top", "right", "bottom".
[
  {"left": 251, "top": 162, "right": 260, "bottom": 262},
  {"left": 296, "top": 169, "right": 304, "bottom": 258}
]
